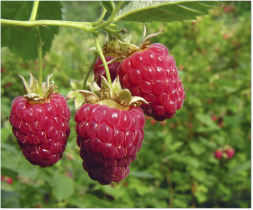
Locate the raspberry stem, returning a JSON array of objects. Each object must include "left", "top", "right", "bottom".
[
  {"left": 35, "top": 28, "right": 43, "bottom": 96},
  {"left": 83, "top": 53, "right": 98, "bottom": 90},
  {"left": 29, "top": 1, "right": 39, "bottom": 21},
  {"left": 93, "top": 32, "right": 112, "bottom": 88},
  {"left": 30, "top": 1, "right": 43, "bottom": 96}
]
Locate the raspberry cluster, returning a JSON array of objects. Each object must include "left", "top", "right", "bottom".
[
  {"left": 9, "top": 94, "right": 71, "bottom": 167},
  {"left": 9, "top": 41, "right": 186, "bottom": 185},
  {"left": 214, "top": 146, "right": 235, "bottom": 160}
]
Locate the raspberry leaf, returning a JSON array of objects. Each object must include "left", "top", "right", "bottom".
[
  {"left": 52, "top": 174, "right": 74, "bottom": 202},
  {"left": 114, "top": 1, "right": 219, "bottom": 23},
  {"left": 100, "top": 1, "right": 115, "bottom": 12},
  {"left": 1, "top": 1, "right": 62, "bottom": 60}
]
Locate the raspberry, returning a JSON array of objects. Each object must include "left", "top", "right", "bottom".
[
  {"left": 5, "top": 177, "right": 13, "bottom": 185},
  {"left": 94, "top": 56, "right": 121, "bottom": 87},
  {"left": 117, "top": 43, "right": 185, "bottom": 121},
  {"left": 75, "top": 103, "right": 145, "bottom": 185},
  {"left": 9, "top": 94, "right": 71, "bottom": 167},
  {"left": 225, "top": 148, "right": 235, "bottom": 159},
  {"left": 214, "top": 149, "right": 223, "bottom": 159}
]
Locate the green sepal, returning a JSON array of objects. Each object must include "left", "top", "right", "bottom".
[
  {"left": 67, "top": 75, "right": 148, "bottom": 110},
  {"left": 89, "top": 81, "right": 101, "bottom": 97},
  {"left": 111, "top": 76, "right": 122, "bottom": 94},
  {"left": 66, "top": 90, "right": 85, "bottom": 110},
  {"left": 118, "top": 89, "right": 132, "bottom": 106},
  {"left": 69, "top": 78, "right": 83, "bottom": 90},
  {"left": 77, "top": 90, "right": 100, "bottom": 104},
  {"left": 100, "top": 76, "right": 113, "bottom": 99}
]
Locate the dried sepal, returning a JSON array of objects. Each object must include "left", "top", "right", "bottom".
[
  {"left": 129, "top": 96, "right": 148, "bottom": 107},
  {"left": 18, "top": 74, "right": 32, "bottom": 94},
  {"left": 26, "top": 93, "right": 43, "bottom": 101},
  {"left": 19, "top": 73, "right": 56, "bottom": 103},
  {"left": 138, "top": 24, "right": 146, "bottom": 47},
  {"left": 102, "top": 29, "right": 165, "bottom": 61},
  {"left": 77, "top": 90, "right": 100, "bottom": 104},
  {"left": 139, "top": 29, "right": 165, "bottom": 50},
  {"left": 102, "top": 38, "right": 139, "bottom": 62}
]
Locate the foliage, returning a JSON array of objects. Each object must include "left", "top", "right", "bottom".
[{"left": 1, "top": 1, "right": 251, "bottom": 208}]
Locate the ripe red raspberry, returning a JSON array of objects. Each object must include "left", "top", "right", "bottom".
[
  {"left": 94, "top": 56, "right": 121, "bottom": 87},
  {"left": 9, "top": 94, "right": 71, "bottom": 167},
  {"left": 214, "top": 149, "right": 223, "bottom": 159},
  {"left": 75, "top": 103, "right": 145, "bottom": 185},
  {"left": 5, "top": 177, "right": 14, "bottom": 185},
  {"left": 117, "top": 43, "right": 185, "bottom": 121},
  {"left": 225, "top": 148, "right": 235, "bottom": 159}
]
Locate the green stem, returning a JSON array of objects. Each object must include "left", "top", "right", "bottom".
[
  {"left": 1, "top": 1, "right": 124, "bottom": 33},
  {"left": 29, "top": 1, "right": 40, "bottom": 21},
  {"left": 103, "top": 27, "right": 125, "bottom": 42},
  {"left": 93, "top": 7, "right": 107, "bottom": 26},
  {"left": 83, "top": 53, "right": 98, "bottom": 89},
  {"left": 35, "top": 27, "right": 43, "bottom": 95},
  {"left": 93, "top": 32, "right": 112, "bottom": 88},
  {"left": 91, "top": 1, "right": 124, "bottom": 32},
  {"left": 1, "top": 19, "right": 93, "bottom": 32}
]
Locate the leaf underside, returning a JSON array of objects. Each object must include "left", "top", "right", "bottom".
[
  {"left": 1, "top": 1, "right": 63, "bottom": 60},
  {"left": 113, "top": 1, "right": 219, "bottom": 22}
]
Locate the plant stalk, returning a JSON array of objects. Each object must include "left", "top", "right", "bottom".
[
  {"left": 35, "top": 27, "right": 43, "bottom": 95},
  {"left": 29, "top": 1, "right": 40, "bottom": 21},
  {"left": 83, "top": 53, "right": 98, "bottom": 89},
  {"left": 93, "top": 32, "right": 112, "bottom": 88}
]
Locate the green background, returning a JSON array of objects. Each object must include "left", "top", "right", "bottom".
[{"left": 1, "top": 1, "right": 251, "bottom": 208}]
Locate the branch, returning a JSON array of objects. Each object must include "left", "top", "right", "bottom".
[
  {"left": 29, "top": 1, "right": 40, "bottom": 21},
  {"left": 1, "top": 19, "right": 93, "bottom": 32}
]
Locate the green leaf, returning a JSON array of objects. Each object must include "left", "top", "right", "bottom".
[
  {"left": 101, "top": 1, "right": 114, "bottom": 12},
  {"left": 196, "top": 113, "right": 220, "bottom": 132},
  {"left": 114, "top": 1, "right": 219, "bottom": 22},
  {"left": 1, "top": 143, "right": 39, "bottom": 178},
  {"left": 52, "top": 174, "right": 74, "bottom": 202},
  {"left": 1, "top": 1, "right": 62, "bottom": 60},
  {"left": 130, "top": 171, "right": 155, "bottom": 179},
  {"left": 189, "top": 140, "right": 205, "bottom": 156},
  {"left": 227, "top": 160, "right": 251, "bottom": 177},
  {"left": 1, "top": 190, "right": 21, "bottom": 208}
]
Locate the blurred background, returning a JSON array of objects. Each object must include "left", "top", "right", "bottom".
[{"left": 1, "top": 1, "right": 251, "bottom": 208}]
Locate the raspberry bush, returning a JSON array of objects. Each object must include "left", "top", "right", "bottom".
[{"left": 1, "top": 1, "right": 250, "bottom": 208}]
